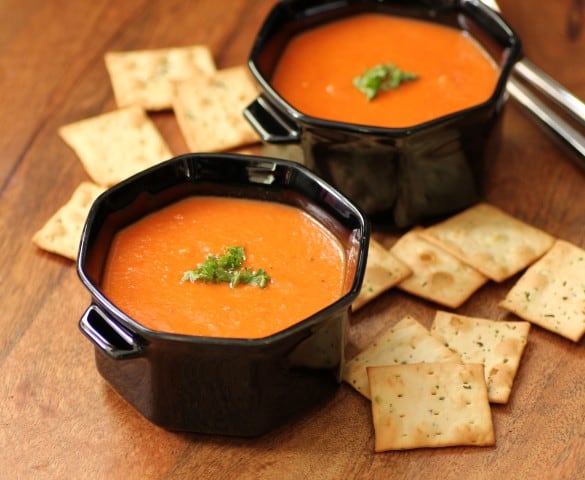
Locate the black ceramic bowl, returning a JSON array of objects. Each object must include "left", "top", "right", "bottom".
[
  {"left": 245, "top": 0, "right": 522, "bottom": 228},
  {"left": 77, "top": 153, "right": 369, "bottom": 437}
]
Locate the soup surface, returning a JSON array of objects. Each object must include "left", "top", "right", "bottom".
[
  {"left": 270, "top": 13, "right": 499, "bottom": 127},
  {"left": 101, "top": 196, "right": 347, "bottom": 338}
]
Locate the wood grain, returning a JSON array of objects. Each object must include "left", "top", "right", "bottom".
[{"left": 1, "top": 0, "right": 584, "bottom": 478}]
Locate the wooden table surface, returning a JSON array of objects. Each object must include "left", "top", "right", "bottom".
[{"left": 2, "top": 0, "right": 585, "bottom": 478}]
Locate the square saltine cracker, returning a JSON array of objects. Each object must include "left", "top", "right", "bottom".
[
  {"left": 499, "top": 239, "right": 585, "bottom": 342},
  {"left": 430, "top": 311, "right": 530, "bottom": 403},
  {"left": 33, "top": 182, "right": 105, "bottom": 260},
  {"left": 172, "top": 65, "right": 260, "bottom": 152},
  {"left": 390, "top": 227, "right": 488, "bottom": 308},
  {"left": 105, "top": 45, "right": 216, "bottom": 110},
  {"left": 419, "top": 203, "right": 554, "bottom": 282},
  {"left": 368, "top": 362, "right": 495, "bottom": 451},
  {"left": 59, "top": 106, "right": 172, "bottom": 186}
]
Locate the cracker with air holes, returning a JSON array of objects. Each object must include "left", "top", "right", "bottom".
[
  {"left": 352, "top": 238, "right": 412, "bottom": 311},
  {"left": 342, "top": 315, "right": 461, "bottom": 399},
  {"left": 58, "top": 106, "right": 173, "bottom": 186},
  {"left": 430, "top": 311, "right": 530, "bottom": 404},
  {"left": 368, "top": 362, "right": 495, "bottom": 451},
  {"left": 172, "top": 65, "right": 261, "bottom": 152},
  {"left": 32, "top": 182, "right": 105, "bottom": 261},
  {"left": 105, "top": 45, "right": 217, "bottom": 110},
  {"left": 418, "top": 203, "right": 555, "bottom": 282},
  {"left": 499, "top": 239, "right": 585, "bottom": 342},
  {"left": 390, "top": 227, "right": 488, "bottom": 308}
]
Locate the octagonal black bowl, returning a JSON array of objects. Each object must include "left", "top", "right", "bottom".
[
  {"left": 76, "top": 153, "right": 369, "bottom": 437},
  {"left": 244, "top": 0, "right": 523, "bottom": 228}
]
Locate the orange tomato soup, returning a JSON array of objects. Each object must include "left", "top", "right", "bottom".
[
  {"left": 271, "top": 13, "right": 499, "bottom": 127},
  {"left": 101, "top": 196, "right": 346, "bottom": 339}
]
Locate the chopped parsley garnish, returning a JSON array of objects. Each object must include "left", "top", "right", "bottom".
[
  {"left": 353, "top": 63, "right": 418, "bottom": 101},
  {"left": 181, "top": 246, "right": 270, "bottom": 288}
]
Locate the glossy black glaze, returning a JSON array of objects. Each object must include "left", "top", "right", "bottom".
[
  {"left": 77, "top": 153, "right": 369, "bottom": 437},
  {"left": 245, "top": 0, "right": 523, "bottom": 228}
]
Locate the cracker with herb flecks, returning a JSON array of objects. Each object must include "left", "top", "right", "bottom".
[
  {"left": 352, "top": 238, "right": 412, "bottom": 310},
  {"left": 105, "top": 45, "right": 217, "bottom": 110},
  {"left": 342, "top": 315, "right": 461, "bottom": 399},
  {"left": 32, "top": 182, "right": 105, "bottom": 260},
  {"left": 418, "top": 203, "right": 555, "bottom": 282},
  {"left": 430, "top": 311, "right": 530, "bottom": 404},
  {"left": 59, "top": 106, "right": 173, "bottom": 186},
  {"left": 368, "top": 362, "right": 495, "bottom": 451},
  {"left": 499, "top": 239, "right": 585, "bottom": 342},
  {"left": 390, "top": 227, "right": 488, "bottom": 308},
  {"left": 172, "top": 65, "right": 261, "bottom": 152}
]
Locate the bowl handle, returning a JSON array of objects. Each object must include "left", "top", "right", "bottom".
[
  {"left": 79, "top": 305, "right": 143, "bottom": 360},
  {"left": 244, "top": 95, "right": 300, "bottom": 144}
]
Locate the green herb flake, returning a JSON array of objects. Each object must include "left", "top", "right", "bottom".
[
  {"left": 353, "top": 63, "right": 418, "bottom": 101},
  {"left": 181, "top": 246, "right": 270, "bottom": 288}
]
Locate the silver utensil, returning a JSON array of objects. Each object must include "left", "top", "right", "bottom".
[{"left": 479, "top": 0, "right": 585, "bottom": 166}]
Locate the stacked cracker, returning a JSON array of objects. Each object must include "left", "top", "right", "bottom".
[
  {"left": 34, "top": 45, "right": 262, "bottom": 260},
  {"left": 350, "top": 202, "right": 585, "bottom": 451},
  {"left": 343, "top": 314, "right": 530, "bottom": 451}
]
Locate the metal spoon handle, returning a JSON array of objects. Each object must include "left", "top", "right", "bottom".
[
  {"left": 478, "top": 0, "right": 585, "bottom": 164},
  {"left": 507, "top": 77, "right": 585, "bottom": 169},
  {"left": 513, "top": 58, "right": 585, "bottom": 128}
]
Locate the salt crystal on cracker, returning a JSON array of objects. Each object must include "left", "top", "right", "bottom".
[
  {"left": 499, "top": 239, "right": 585, "bottom": 342},
  {"left": 390, "top": 227, "right": 488, "bottom": 308},
  {"left": 430, "top": 311, "right": 530, "bottom": 403},
  {"left": 352, "top": 238, "right": 411, "bottom": 311},
  {"left": 33, "top": 182, "right": 105, "bottom": 260},
  {"left": 105, "top": 45, "right": 217, "bottom": 110},
  {"left": 418, "top": 203, "right": 555, "bottom": 282},
  {"left": 342, "top": 315, "right": 461, "bottom": 399},
  {"left": 368, "top": 362, "right": 495, "bottom": 451},
  {"left": 59, "top": 106, "right": 173, "bottom": 186}
]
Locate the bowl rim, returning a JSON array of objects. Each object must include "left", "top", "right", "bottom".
[
  {"left": 247, "top": 0, "right": 523, "bottom": 135},
  {"left": 77, "top": 152, "right": 370, "bottom": 347}
]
